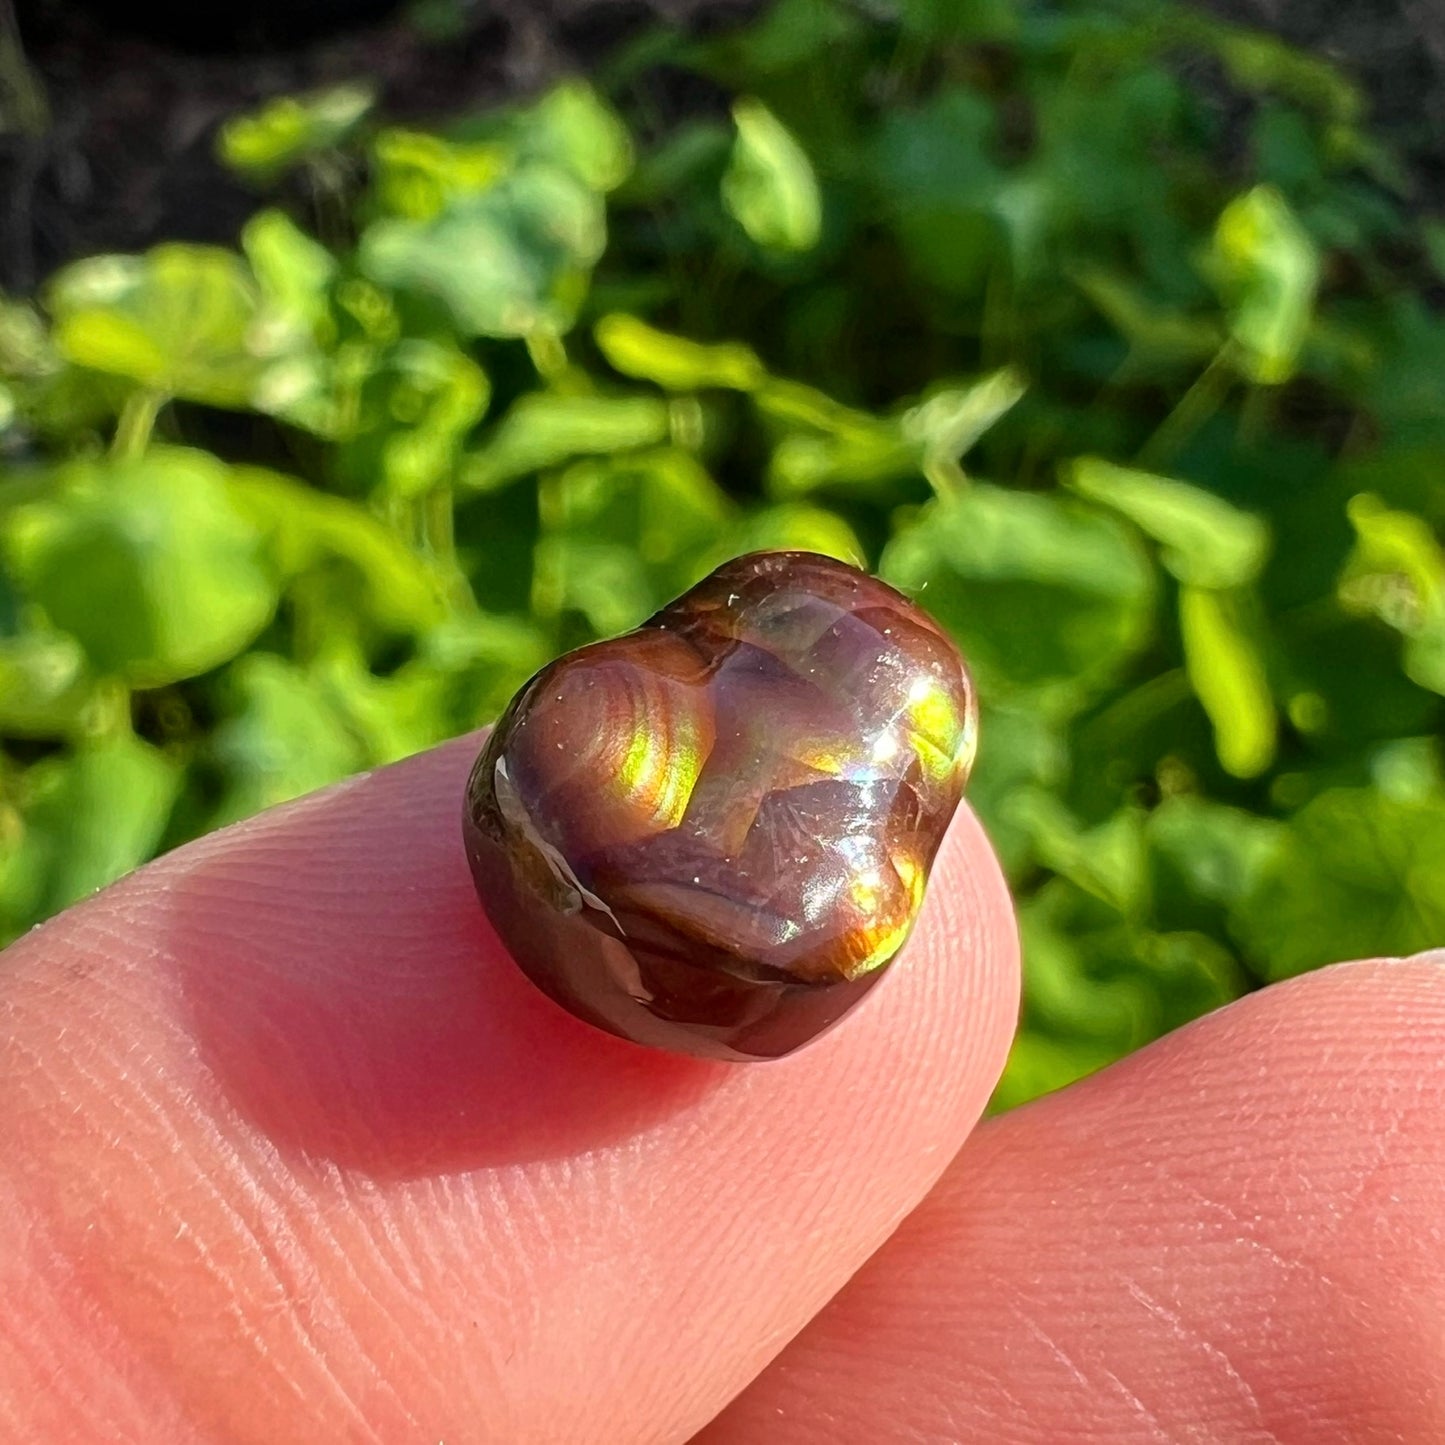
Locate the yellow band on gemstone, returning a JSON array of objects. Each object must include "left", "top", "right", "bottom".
[
  {"left": 905, "top": 673, "right": 975, "bottom": 782},
  {"left": 837, "top": 849, "right": 927, "bottom": 979},
  {"left": 617, "top": 708, "right": 709, "bottom": 831}
]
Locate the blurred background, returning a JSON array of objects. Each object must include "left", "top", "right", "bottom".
[{"left": 1, "top": 0, "right": 1442, "bottom": 1106}]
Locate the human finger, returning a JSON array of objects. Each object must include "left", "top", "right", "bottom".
[
  {"left": 699, "top": 956, "right": 1445, "bottom": 1443},
  {"left": 0, "top": 732, "right": 1019, "bottom": 1444}
]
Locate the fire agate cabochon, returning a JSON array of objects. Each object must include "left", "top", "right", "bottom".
[{"left": 463, "top": 551, "right": 977, "bottom": 1060}]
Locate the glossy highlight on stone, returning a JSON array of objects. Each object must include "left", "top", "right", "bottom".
[{"left": 463, "top": 551, "right": 978, "bottom": 1061}]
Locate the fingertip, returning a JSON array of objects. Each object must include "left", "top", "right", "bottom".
[
  {"left": 702, "top": 951, "right": 1445, "bottom": 1444},
  {"left": 0, "top": 737, "right": 1021, "bottom": 1443}
]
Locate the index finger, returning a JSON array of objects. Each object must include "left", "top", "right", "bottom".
[{"left": 0, "top": 733, "right": 1018, "bottom": 1443}]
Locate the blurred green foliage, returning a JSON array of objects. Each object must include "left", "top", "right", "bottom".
[{"left": 3, "top": 0, "right": 1444, "bottom": 1105}]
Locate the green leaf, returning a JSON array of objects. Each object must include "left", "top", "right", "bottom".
[
  {"left": 0, "top": 565, "right": 19, "bottom": 633},
  {"left": 1179, "top": 584, "right": 1277, "bottom": 778},
  {"left": 1147, "top": 794, "right": 1284, "bottom": 936},
  {"left": 992, "top": 1029, "right": 1123, "bottom": 1111},
  {"left": 225, "top": 465, "right": 450, "bottom": 633},
  {"left": 311, "top": 645, "right": 449, "bottom": 766},
  {"left": 6, "top": 734, "right": 181, "bottom": 923},
  {"left": 870, "top": 87, "right": 1002, "bottom": 295},
  {"left": 965, "top": 704, "right": 1068, "bottom": 879},
  {"left": 759, "top": 372, "right": 1021, "bottom": 497},
  {"left": 1208, "top": 186, "right": 1320, "bottom": 385},
  {"left": 1237, "top": 788, "right": 1445, "bottom": 979},
  {"left": 1068, "top": 457, "right": 1271, "bottom": 588},
  {"left": 594, "top": 314, "right": 766, "bottom": 392},
  {"left": 533, "top": 448, "right": 734, "bottom": 633},
  {"left": 369, "top": 128, "right": 508, "bottom": 220},
  {"left": 308, "top": 620, "right": 548, "bottom": 759},
  {"left": 4, "top": 448, "right": 277, "bottom": 686},
  {"left": 714, "top": 504, "right": 864, "bottom": 569},
  {"left": 541, "top": 448, "right": 731, "bottom": 563},
  {"left": 1073, "top": 267, "right": 1223, "bottom": 373},
  {"left": 1275, "top": 614, "right": 1440, "bottom": 748},
  {"left": 529, "top": 539, "right": 656, "bottom": 639},
  {"left": 336, "top": 338, "right": 490, "bottom": 499},
  {"left": 0, "top": 631, "right": 94, "bottom": 736},
  {"left": 1338, "top": 493, "right": 1445, "bottom": 693},
  {"left": 1004, "top": 874, "right": 1244, "bottom": 1102},
  {"left": 1368, "top": 737, "right": 1444, "bottom": 804},
  {"left": 462, "top": 393, "right": 671, "bottom": 491},
  {"left": 1015, "top": 885, "right": 1153, "bottom": 1045},
  {"left": 241, "top": 210, "right": 338, "bottom": 343},
  {"left": 754, "top": 378, "right": 878, "bottom": 434},
  {"left": 402, "top": 613, "right": 552, "bottom": 734},
  {"left": 1356, "top": 296, "right": 1445, "bottom": 434},
  {"left": 360, "top": 164, "right": 605, "bottom": 336},
  {"left": 615, "top": 121, "right": 731, "bottom": 207},
  {"left": 209, "top": 653, "right": 365, "bottom": 828},
  {"left": 0, "top": 297, "right": 57, "bottom": 380},
  {"left": 708, "top": 0, "right": 861, "bottom": 73},
  {"left": 758, "top": 379, "right": 919, "bottom": 496},
  {"left": 881, "top": 484, "right": 1156, "bottom": 715},
  {"left": 767, "top": 423, "right": 915, "bottom": 496},
  {"left": 722, "top": 99, "right": 822, "bottom": 253},
  {"left": 709, "top": 0, "right": 862, "bottom": 74},
  {"left": 1425, "top": 222, "right": 1445, "bottom": 285},
  {"left": 1182, "top": 13, "right": 1362, "bottom": 125},
  {"left": 217, "top": 84, "right": 374, "bottom": 184},
  {"left": 45, "top": 245, "right": 275, "bottom": 409},
  {"left": 900, "top": 369, "right": 1027, "bottom": 475},
  {"left": 1013, "top": 793, "right": 1149, "bottom": 915},
  {"left": 895, "top": 0, "right": 1017, "bottom": 41},
  {"left": 514, "top": 80, "right": 634, "bottom": 194}
]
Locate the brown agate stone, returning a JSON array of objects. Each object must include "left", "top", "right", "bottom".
[{"left": 463, "top": 551, "right": 977, "bottom": 1061}]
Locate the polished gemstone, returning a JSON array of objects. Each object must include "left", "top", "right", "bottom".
[{"left": 463, "top": 551, "right": 977, "bottom": 1061}]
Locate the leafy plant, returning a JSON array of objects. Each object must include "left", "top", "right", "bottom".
[{"left": 2, "top": 0, "right": 1443, "bottom": 1108}]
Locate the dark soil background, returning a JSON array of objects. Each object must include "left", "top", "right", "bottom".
[
  {"left": 0, "top": 0, "right": 751, "bottom": 291},
  {"left": 1206, "top": 0, "right": 1444, "bottom": 193},
  {"left": 0, "top": 0, "right": 1441, "bottom": 294}
]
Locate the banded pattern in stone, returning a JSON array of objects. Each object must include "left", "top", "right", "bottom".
[{"left": 463, "top": 551, "right": 977, "bottom": 1060}]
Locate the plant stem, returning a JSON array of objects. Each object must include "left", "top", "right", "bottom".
[
  {"left": 526, "top": 330, "right": 569, "bottom": 382},
  {"left": 422, "top": 484, "right": 474, "bottom": 610},
  {"left": 111, "top": 389, "right": 166, "bottom": 461},
  {"left": 86, "top": 677, "right": 133, "bottom": 740},
  {"left": 1136, "top": 346, "right": 1235, "bottom": 470}
]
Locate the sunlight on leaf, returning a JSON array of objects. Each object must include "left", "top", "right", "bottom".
[
  {"left": 882, "top": 485, "right": 1156, "bottom": 715},
  {"left": 515, "top": 80, "right": 634, "bottom": 194},
  {"left": 361, "top": 166, "right": 605, "bottom": 336},
  {"left": 218, "top": 84, "right": 374, "bottom": 184},
  {"left": 3, "top": 449, "right": 276, "bottom": 686},
  {"left": 1179, "top": 584, "right": 1276, "bottom": 778},
  {"left": 226, "top": 465, "right": 450, "bottom": 632},
  {"left": 722, "top": 99, "right": 822, "bottom": 253},
  {"left": 901, "top": 369, "right": 1026, "bottom": 474},
  {"left": 1068, "top": 457, "right": 1270, "bottom": 589},
  {"left": 46, "top": 246, "right": 272, "bottom": 409},
  {"left": 1338, "top": 493, "right": 1445, "bottom": 695},
  {"left": 595, "top": 314, "right": 766, "bottom": 392},
  {"left": 463, "top": 393, "right": 671, "bottom": 491},
  {"left": 1208, "top": 186, "right": 1319, "bottom": 384}
]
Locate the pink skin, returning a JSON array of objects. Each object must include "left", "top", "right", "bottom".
[
  {"left": 701, "top": 958, "right": 1445, "bottom": 1443},
  {"left": 0, "top": 732, "right": 1440, "bottom": 1442}
]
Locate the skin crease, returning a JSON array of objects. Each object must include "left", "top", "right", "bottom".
[
  {"left": 0, "top": 732, "right": 1439, "bottom": 1442},
  {"left": 700, "top": 958, "right": 1445, "bottom": 1444},
  {"left": 0, "top": 734, "right": 1020, "bottom": 1444}
]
